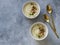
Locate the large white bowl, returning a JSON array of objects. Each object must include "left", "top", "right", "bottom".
[
  {"left": 30, "top": 22, "right": 48, "bottom": 40},
  {"left": 22, "top": 1, "right": 40, "bottom": 19}
]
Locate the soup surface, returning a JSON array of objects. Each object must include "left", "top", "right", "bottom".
[
  {"left": 31, "top": 24, "right": 46, "bottom": 39},
  {"left": 23, "top": 2, "right": 39, "bottom": 18}
]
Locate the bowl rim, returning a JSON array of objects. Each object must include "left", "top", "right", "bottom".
[
  {"left": 22, "top": 1, "right": 40, "bottom": 19},
  {"left": 29, "top": 22, "right": 48, "bottom": 40}
]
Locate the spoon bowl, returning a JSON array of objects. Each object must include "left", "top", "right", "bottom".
[{"left": 46, "top": 4, "right": 53, "bottom": 14}]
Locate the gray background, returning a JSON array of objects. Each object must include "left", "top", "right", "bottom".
[{"left": 0, "top": 0, "right": 60, "bottom": 45}]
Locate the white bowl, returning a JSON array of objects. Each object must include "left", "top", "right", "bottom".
[
  {"left": 22, "top": 1, "right": 40, "bottom": 19},
  {"left": 30, "top": 22, "right": 48, "bottom": 40}
]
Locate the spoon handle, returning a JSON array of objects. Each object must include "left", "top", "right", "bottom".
[
  {"left": 49, "top": 15, "right": 59, "bottom": 38},
  {"left": 50, "top": 14, "right": 56, "bottom": 32}
]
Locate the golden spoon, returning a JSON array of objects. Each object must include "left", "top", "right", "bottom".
[
  {"left": 46, "top": 4, "right": 56, "bottom": 30},
  {"left": 43, "top": 14, "right": 53, "bottom": 29},
  {"left": 46, "top": 4, "right": 59, "bottom": 38},
  {"left": 43, "top": 14, "right": 59, "bottom": 38}
]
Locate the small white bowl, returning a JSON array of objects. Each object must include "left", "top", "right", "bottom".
[
  {"left": 22, "top": 1, "right": 40, "bottom": 19},
  {"left": 30, "top": 22, "right": 48, "bottom": 40}
]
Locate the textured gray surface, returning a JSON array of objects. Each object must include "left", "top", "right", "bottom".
[{"left": 0, "top": 0, "right": 60, "bottom": 45}]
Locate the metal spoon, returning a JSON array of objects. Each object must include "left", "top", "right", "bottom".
[
  {"left": 43, "top": 14, "right": 59, "bottom": 38},
  {"left": 46, "top": 4, "right": 56, "bottom": 31},
  {"left": 46, "top": 4, "right": 59, "bottom": 38},
  {"left": 43, "top": 14, "right": 54, "bottom": 29}
]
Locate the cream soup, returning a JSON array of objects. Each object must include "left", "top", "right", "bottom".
[
  {"left": 31, "top": 24, "right": 46, "bottom": 39},
  {"left": 23, "top": 2, "right": 40, "bottom": 18}
]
